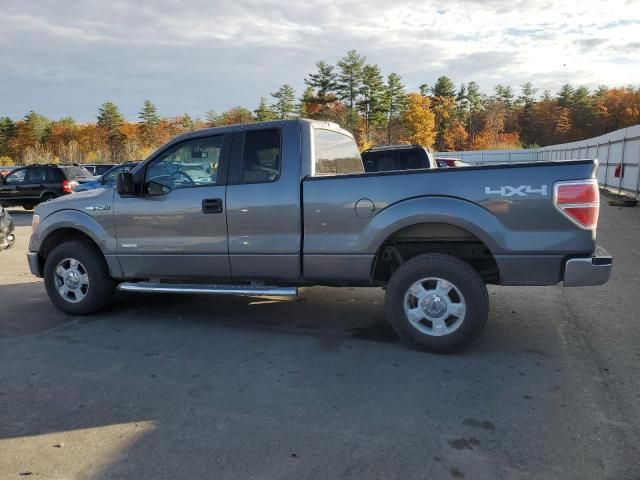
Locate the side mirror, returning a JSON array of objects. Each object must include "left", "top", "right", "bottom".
[{"left": 116, "top": 172, "right": 135, "bottom": 195}]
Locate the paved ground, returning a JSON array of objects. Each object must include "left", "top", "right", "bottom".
[{"left": 1, "top": 199, "right": 639, "bottom": 480}]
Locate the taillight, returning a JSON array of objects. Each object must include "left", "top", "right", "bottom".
[
  {"left": 554, "top": 179, "right": 599, "bottom": 229},
  {"left": 62, "top": 180, "right": 72, "bottom": 193}
]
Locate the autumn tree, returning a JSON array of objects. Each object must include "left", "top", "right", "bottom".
[
  {"left": 270, "top": 84, "right": 296, "bottom": 119},
  {"left": 219, "top": 107, "right": 254, "bottom": 125},
  {"left": 336, "top": 50, "right": 366, "bottom": 129},
  {"left": 400, "top": 93, "right": 436, "bottom": 147},
  {"left": 254, "top": 97, "right": 276, "bottom": 122}
]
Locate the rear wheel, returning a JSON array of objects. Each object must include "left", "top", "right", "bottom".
[
  {"left": 22, "top": 204, "right": 35, "bottom": 211},
  {"left": 43, "top": 240, "right": 115, "bottom": 315},
  {"left": 385, "top": 253, "right": 489, "bottom": 353}
]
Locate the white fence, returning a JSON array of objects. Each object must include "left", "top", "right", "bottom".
[{"left": 435, "top": 124, "right": 640, "bottom": 197}]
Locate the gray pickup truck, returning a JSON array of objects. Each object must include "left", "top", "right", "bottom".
[{"left": 27, "top": 119, "right": 612, "bottom": 352}]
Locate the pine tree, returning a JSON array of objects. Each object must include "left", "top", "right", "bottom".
[
  {"left": 430, "top": 76, "right": 456, "bottom": 98},
  {"left": 466, "top": 81, "right": 484, "bottom": 143},
  {"left": 0, "top": 117, "right": 17, "bottom": 158},
  {"left": 357, "top": 64, "right": 385, "bottom": 144},
  {"left": 206, "top": 110, "right": 219, "bottom": 127},
  {"left": 23, "top": 111, "right": 51, "bottom": 144},
  {"left": 494, "top": 84, "right": 515, "bottom": 110},
  {"left": 97, "top": 102, "right": 124, "bottom": 162},
  {"left": 336, "top": 50, "right": 366, "bottom": 129},
  {"left": 383, "top": 73, "right": 406, "bottom": 144},
  {"left": 181, "top": 113, "right": 195, "bottom": 132},
  {"left": 518, "top": 82, "right": 538, "bottom": 146},
  {"left": 430, "top": 78, "right": 458, "bottom": 150},
  {"left": 138, "top": 100, "right": 160, "bottom": 147},
  {"left": 270, "top": 84, "right": 297, "bottom": 119},
  {"left": 557, "top": 84, "right": 575, "bottom": 108},
  {"left": 303, "top": 61, "right": 338, "bottom": 120},
  {"left": 254, "top": 97, "right": 276, "bottom": 122}
]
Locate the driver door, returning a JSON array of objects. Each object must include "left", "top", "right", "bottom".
[{"left": 113, "top": 133, "right": 231, "bottom": 280}]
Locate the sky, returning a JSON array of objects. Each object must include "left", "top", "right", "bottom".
[{"left": 1, "top": 0, "right": 639, "bottom": 122}]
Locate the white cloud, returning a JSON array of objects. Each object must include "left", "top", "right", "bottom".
[{"left": 0, "top": 0, "right": 638, "bottom": 120}]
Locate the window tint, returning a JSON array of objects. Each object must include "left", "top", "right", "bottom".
[
  {"left": 146, "top": 136, "right": 223, "bottom": 189},
  {"left": 26, "top": 167, "right": 47, "bottom": 182},
  {"left": 47, "top": 168, "right": 65, "bottom": 182},
  {"left": 397, "top": 149, "right": 424, "bottom": 170},
  {"left": 241, "top": 129, "right": 281, "bottom": 183},
  {"left": 5, "top": 169, "right": 26, "bottom": 184},
  {"left": 313, "top": 129, "right": 363, "bottom": 176}
]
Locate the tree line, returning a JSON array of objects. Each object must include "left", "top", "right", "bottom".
[{"left": 1, "top": 49, "right": 639, "bottom": 165}]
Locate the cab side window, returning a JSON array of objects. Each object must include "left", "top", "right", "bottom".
[
  {"left": 145, "top": 135, "right": 224, "bottom": 191},
  {"left": 5, "top": 169, "right": 26, "bottom": 185},
  {"left": 241, "top": 129, "right": 281, "bottom": 183}
]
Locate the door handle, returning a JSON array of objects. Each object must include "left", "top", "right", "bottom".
[{"left": 202, "top": 198, "right": 223, "bottom": 214}]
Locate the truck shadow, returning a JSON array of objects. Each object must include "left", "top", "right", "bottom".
[{"left": 0, "top": 282, "right": 571, "bottom": 480}]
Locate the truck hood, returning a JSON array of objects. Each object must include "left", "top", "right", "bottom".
[{"left": 34, "top": 188, "right": 114, "bottom": 220}]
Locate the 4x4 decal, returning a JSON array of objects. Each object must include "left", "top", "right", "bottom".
[{"left": 484, "top": 185, "right": 548, "bottom": 197}]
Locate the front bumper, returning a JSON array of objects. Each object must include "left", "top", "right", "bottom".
[
  {"left": 563, "top": 246, "right": 612, "bottom": 287},
  {"left": 27, "top": 251, "right": 42, "bottom": 277}
]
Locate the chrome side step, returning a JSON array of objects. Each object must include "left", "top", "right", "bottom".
[{"left": 117, "top": 282, "right": 298, "bottom": 297}]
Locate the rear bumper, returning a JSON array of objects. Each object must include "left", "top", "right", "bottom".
[
  {"left": 27, "top": 251, "right": 42, "bottom": 277},
  {"left": 563, "top": 246, "right": 612, "bottom": 287}
]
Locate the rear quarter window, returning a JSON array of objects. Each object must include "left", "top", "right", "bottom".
[
  {"left": 313, "top": 129, "right": 363, "bottom": 176},
  {"left": 61, "top": 167, "right": 92, "bottom": 179}
]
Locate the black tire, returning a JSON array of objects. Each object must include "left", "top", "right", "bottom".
[
  {"left": 43, "top": 240, "right": 115, "bottom": 315},
  {"left": 22, "top": 204, "right": 35, "bottom": 211},
  {"left": 385, "top": 253, "right": 489, "bottom": 353}
]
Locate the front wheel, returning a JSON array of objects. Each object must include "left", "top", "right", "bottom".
[
  {"left": 385, "top": 253, "right": 489, "bottom": 353},
  {"left": 43, "top": 240, "right": 115, "bottom": 315}
]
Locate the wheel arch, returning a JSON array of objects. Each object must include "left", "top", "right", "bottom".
[
  {"left": 31, "top": 209, "right": 121, "bottom": 277},
  {"left": 367, "top": 198, "right": 502, "bottom": 284}
]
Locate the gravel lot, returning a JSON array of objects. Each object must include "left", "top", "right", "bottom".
[{"left": 1, "top": 198, "right": 639, "bottom": 480}]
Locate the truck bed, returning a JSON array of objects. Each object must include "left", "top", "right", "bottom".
[{"left": 301, "top": 159, "right": 598, "bottom": 285}]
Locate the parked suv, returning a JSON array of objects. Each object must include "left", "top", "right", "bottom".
[
  {"left": 361, "top": 144, "right": 436, "bottom": 172},
  {"left": 0, "top": 164, "right": 92, "bottom": 210}
]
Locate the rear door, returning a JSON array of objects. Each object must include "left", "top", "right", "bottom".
[
  {"left": 0, "top": 168, "right": 27, "bottom": 203},
  {"left": 113, "top": 133, "right": 231, "bottom": 279},
  {"left": 225, "top": 125, "right": 301, "bottom": 280},
  {"left": 23, "top": 167, "right": 48, "bottom": 200}
]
